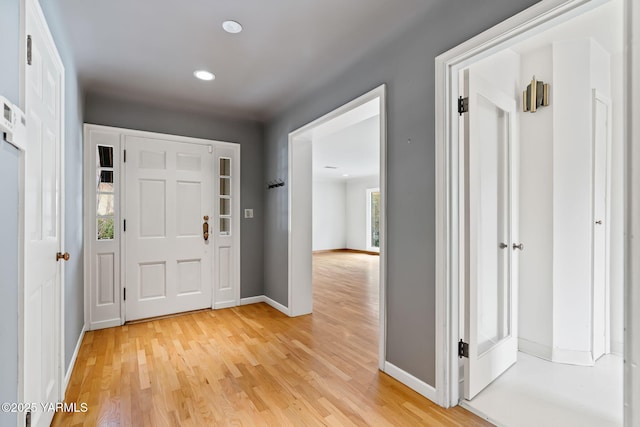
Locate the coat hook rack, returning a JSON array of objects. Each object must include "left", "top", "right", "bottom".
[{"left": 267, "top": 179, "right": 285, "bottom": 190}]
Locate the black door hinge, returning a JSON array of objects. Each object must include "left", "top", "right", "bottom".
[
  {"left": 27, "top": 35, "right": 32, "bottom": 66},
  {"left": 458, "top": 96, "right": 469, "bottom": 115},
  {"left": 26, "top": 410, "right": 31, "bottom": 427},
  {"left": 124, "top": 288, "right": 126, "bottom": 301},
  {"left": 123, "top": 219, "right": 126, "bottom": 232},
  {"left": 458, "top": 340, "right": 469, "bottom": 358},
  {"left": 123, "top": 149, "right": 127, "bottom": 163}
]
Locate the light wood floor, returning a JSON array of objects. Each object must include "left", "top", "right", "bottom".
[{"left": 54, "top": 251, "right": 491, "bottom": 426}]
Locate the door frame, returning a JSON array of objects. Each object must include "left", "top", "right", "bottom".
[
  {"left": 19, "top": 0, "right": 67, "bottom": 417},
  {"left": 434, "top": 0, "right": 637, "bottom": 417},
  {"left": 288, "top": 84, "right": 387, "bottom": 369},
  {"left": 83, "top": 125, "right": 241, "bottom": 328}
]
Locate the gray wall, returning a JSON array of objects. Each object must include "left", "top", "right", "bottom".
[
  {"left": 0, "top": 1, "right": 22, "bottom": 424},
  {"left": 39, "top": 0, "right": 85, "bottom": 371},
  {"left": 85, "top": 93, "right": 265, "bottom": 298},
  {"left": 0, "top": 142, "right": 19, "bottom": 427},
  {"left": 264, "top": 0, "right": 538, "bottom": 387}
]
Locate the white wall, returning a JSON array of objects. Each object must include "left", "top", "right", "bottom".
[
  {"left": 312, "top": 179, "right": 347, "bottom": 250},
  {"left": 518, "top": 45, "right": 555, "bottom": 357},
  {"left": 346, "top": 175, "right": 380, "bottom": 251}
]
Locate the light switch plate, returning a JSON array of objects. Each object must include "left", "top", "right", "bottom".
[{"left": 244, "top": 209, "right": 254, "bottom": 219}]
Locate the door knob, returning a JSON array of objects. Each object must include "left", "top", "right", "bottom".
[
  {"left": 512, "top": 243, "right": 524, "bottom": 251},
  {"left": 56, "top": 252, "right": 70, "bottom": 261},
  {"left": 595, "top": 220, "right": 603, "bottom": 225},
  {"left": 499, "top": 243, "right": 508, "bottom": 249},
  {"left": 203, "top": 216, "right": 209, "bottom": 242}
]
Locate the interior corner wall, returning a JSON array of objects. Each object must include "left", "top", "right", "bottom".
[
  {"left": 263, "top": 0, "right": 539, "bottom": 387},
  {"left": 38, "top": 0, "right": 86, "bottom": 372},
  {"left": 346, "top": 175, "right": 380, "bottom": 251},
  {"left": 312, "top": 180, "right": 347, "bottom": 251},
  {"left": 84, "top": 93, "right": 265, "bottom": 299}
]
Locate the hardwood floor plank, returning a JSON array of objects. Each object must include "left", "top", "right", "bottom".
[{"left": 53, "top": 252, "right": 491, "bottom": 426}]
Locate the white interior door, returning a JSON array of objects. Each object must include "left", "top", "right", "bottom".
[
  {"left": 463, "top": 71, "right": 519, "bottom": 400},
  {"left": 24, "top": 0, "right": 64, "bottom": 425},
  {"left": 592, "top": 91, "right": 611, "bottom": 360},
  {"left": 124, "top": 136, "right": 213, "bottom": 321}
]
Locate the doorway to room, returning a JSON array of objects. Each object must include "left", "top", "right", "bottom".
[
  {"left": 288, "top": 85, "right": 387, "bottom": 368},
  {"left": 439, "top": 1, "right": 625, "bottom": 425}
]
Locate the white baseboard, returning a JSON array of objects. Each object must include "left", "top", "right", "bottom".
[
  {"left": 383, "top": 361, "right": 437, "bottom": 403},
  {"left": 552, "top": 347, "right": 594, "bottom": 366},
  {"left": 240, "top": 296, "right": 265, "bottom": 306},
  {"left": 518, "top": 338, "right": 552, "bottom": 361},
  {"left": 239, "top": 295, "right": 291, "bottom": 316},
  {"left": 63, "top": 325, "right": 86, "bottom": 398},
  {"left": 263, "top": 296, "right": 291, "bottom": 316}
]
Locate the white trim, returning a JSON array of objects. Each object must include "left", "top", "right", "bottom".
[
  {"left": 62, "top": 325, "right": 85, "bottom": 398},
  {"left": 458, "top": 401, "right": 499, "bottom": 426},
  {"left": 518, "top": 338, "right": 553, "bottom": 361},
  {"left": 625, "top": 0, "right": 640, "bottom": 424},
  {"left": 435, "top": 0, "right": 629, "bottom": 410},
  {"left": 264, "top": 295, "right": 291, "bottom": 316},
  {"left": 384, "top": 362, "right": 437, "bottom": 403},
  {"left": 287, "top": 84, "right": 387, "bottom": 371},
  {"left": 551, "top": 348, "right": 595, "bottom": 366},
  {"left": 240, "top": 296, "right": 265, "bottom": 305}
]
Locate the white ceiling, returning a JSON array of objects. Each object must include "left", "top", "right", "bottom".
[
  {"left": 312, "top": 104, "right": 380, "bottom": 182},
  {"left": 55, "top": 0, "right": 438, "bottom": 120}
]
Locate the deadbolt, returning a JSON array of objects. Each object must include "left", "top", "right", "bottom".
[{"left": 512, "top": 243, "right": 524, "bottom": 251}]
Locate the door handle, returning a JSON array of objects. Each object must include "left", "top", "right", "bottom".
[
  {"left": 56, "top": 252, "right": 70, "bottom": 262},
  {"left": 203, "top": 216, "right": 209, "bottom": 242},
  {"left": 512, "top": 243, "right": 524, "bottom": 251},
  {"left": 595, "top": 220, "right": 603, "bottom": 225},
  {"left": 499, "top": 243, "right": 508, "bottom": 249}
]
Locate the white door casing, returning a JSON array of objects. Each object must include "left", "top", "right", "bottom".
[
  {"left": 463, "top": 72, "right": 519, "bottom": 400},
  {"left": 124, "top": 136, "right": 214, "bottom": 321},
  {"left": 23, "top": 0, "right": 65, "bottom": 425}
]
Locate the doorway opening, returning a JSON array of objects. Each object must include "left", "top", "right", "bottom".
[
  {"left": 436, "top": 0, "right": 626, "bottom": 425},
  {"left": 288, "top": 85, "right": 387, "bottom": 368}
]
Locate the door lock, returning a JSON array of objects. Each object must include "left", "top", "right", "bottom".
[
  {"left": 203, "top": 216, "right": 209, "bottom": 242},
  {"left": 512, "top": 243, "right": 524, "bottom": 251}
]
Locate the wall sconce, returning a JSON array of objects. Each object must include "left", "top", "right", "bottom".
[{"left": 522, "top": 76, "right": 549, "bottom": 113}]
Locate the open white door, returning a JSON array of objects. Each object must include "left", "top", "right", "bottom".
[
  {"left": 463, "top": 71, "right": 519, "bottom": 400},
  {"left": 124, "top": 136, "right": 213, "bottom": 321},
  {"left": 24, "top": 0, "right": 65, "bottom": 425}
]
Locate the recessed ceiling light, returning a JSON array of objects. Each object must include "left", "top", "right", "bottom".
[
  {"left": 222, "top": 20, "right": 243, "bottom": 34},
  {"left": 194, "top": 70, "right": 215, "bottom": 81}
]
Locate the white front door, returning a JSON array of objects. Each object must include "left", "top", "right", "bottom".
[
  {"left": 24, "top": 0, "right": 64, "bottom": 425},
  {"left": 463, "top": 71, "right": 519, "bottom": 400},
  {"left": 124, "top": 136, "right": 213, "bottom": 321}
]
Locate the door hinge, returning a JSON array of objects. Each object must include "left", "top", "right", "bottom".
[
  {"left": 26, "top": 410, "right": 31, "bottom": 427},
  {"left": 27, "top": 35, "right": 32, "bottom": 66},
  {"left": 458, "top": 96, "right": 469, "bottom": 115},
  {"left": 124, "top": 288, "right": 126, "bottom": 301},
  {"left": 458, "top": 340, "right": 469, "bottom": 358},
  {"left": 123, "top": 219, "right": 126, "bottom": 232},
  {"left": 123, "top": 149, "right": 127, "bottom": 163}
]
